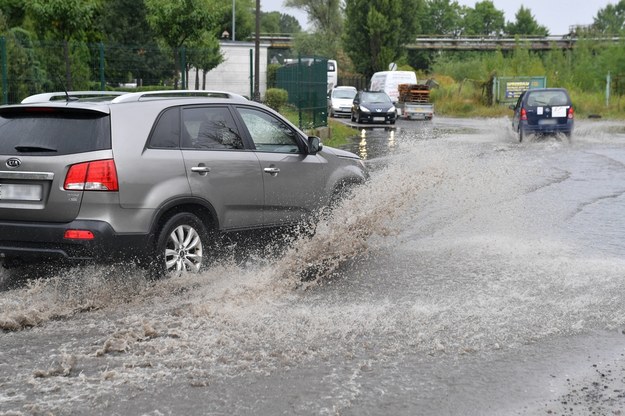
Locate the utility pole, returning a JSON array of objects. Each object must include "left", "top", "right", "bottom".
[{"left": 253, "top": 0, "right": 261, "bottom": 101}]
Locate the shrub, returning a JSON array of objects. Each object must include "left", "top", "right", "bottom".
[{"left": 264, "top": 88, "right": 288, "bottom": 111}]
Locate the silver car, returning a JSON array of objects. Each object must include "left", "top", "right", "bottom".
[{"left": 0, "top": 91, "right": 367, "bottom": 275}]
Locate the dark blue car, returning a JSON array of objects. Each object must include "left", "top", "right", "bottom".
[
  {"left": 351, "top": 91, "right": 397, "bottom": 125},
  {"left": 510, "top": 88, "right": 574, "bottom": 142}
]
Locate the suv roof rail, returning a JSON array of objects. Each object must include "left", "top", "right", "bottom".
[
  {"left": 21, "top": 91, "right": 128, "bottom": 104},
  {"left": 110, "top": 90, "right": 249, "bottom": 103}
]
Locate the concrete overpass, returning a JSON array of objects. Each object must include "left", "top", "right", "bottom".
[
  {"left": 259, "top": 34, "right": 621, "bottom": 51},
  {"left": 405, "top": 35, "right": 621, "bottom": 51}
]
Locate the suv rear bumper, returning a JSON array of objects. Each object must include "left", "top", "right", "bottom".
[{"left": 0, "top": 220, "right": 151, "bottom": 262}]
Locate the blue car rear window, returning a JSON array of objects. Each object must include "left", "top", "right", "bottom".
[{"left": 526, "top": 91, "right": 569, "bottom": 107}]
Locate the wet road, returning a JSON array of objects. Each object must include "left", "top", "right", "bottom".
[{"left": 2, "top": 117, "right": 625, "bottom": 415}]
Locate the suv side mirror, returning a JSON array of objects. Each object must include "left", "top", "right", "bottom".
[{"left": 307, "top": 136, "right": 323, "bottom": 154}]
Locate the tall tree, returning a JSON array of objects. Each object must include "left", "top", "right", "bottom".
[
  {"left": 218, "top": 0, "right": 254, "bottom": 40},
  {"left": 344, "top": 0, "right": 421, "bottom": 77},
  {"left": 98, "top": 0, "right": 171, "bottom": 86},
  {"left": 284, "top": 0, "right": 342, "bottom": 34},
  {"left": 145, "top": 0, "right": 227, "bottom": 88},
  {"left": 26, "top": 0, "right": 100, "bottom": 89},
  {"left": 186, "top": 32, "right": 223, "bottom": 89},
  {"left": 462, "top": 0, "right": 505, "bottom": 36},
  {"left": 421, "top": 0, "right": 463, "bottom": 36},
  {"left": 505, "top": 6, "right": 549, "bottom": 36},
  {"left": 286, "top": 0, "right": 343, "bottom": 59},
  {"left": 27, "top": 0, "right": 98, "bottom": 41},
  {"left": 593, "top": 0, "right": 625, "bottom": 34},
  {"left": 0, "top": 0, "right": 26, "bottom": 28},
  {"left": 261, "top": 11, "right": 302, "bottom": 34}
]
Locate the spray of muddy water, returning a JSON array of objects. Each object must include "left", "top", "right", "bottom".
[{"left": 0, "top": 133, "right": 438, "bottom": 331}]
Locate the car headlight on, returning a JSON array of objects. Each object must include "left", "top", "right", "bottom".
[{"left": 360, "top": 106, "right": 371, "bottom": 113}]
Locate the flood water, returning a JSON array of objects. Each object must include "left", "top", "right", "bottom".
[{"left": 2, "top": 117, "right": 625, "bottom": 415}]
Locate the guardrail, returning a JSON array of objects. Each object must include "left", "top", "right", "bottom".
[{"left": 406, "top": 35, "right": 621, "bottom": 51}]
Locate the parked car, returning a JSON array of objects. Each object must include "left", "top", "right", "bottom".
[
  {"left": 510, "top": 88, "right": 574, "bottom": 142},
  {"left": 351, "top": 91, "right": 397, "bottom": 125},
  {"left": 0, "top": 90, "right": 367, "bottom": 275},
  {"left": 328, "top": 86, "right": 357, "bottom": 118}
]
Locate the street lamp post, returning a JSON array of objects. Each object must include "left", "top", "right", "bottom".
[{"left": 232, "top": 0, "right": 236, "bottom": 41}]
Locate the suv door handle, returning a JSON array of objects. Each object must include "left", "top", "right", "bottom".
[
  {"left": 263, "top": 167, "right": 280, "bottom": 176},
  {"left": 191, "top": 165, "right": 211, "bottom": 176}
]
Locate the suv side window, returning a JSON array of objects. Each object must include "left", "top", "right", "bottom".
[
  {"left": 149, "top": 107, "right": 181, "bottom": 149},
  {"left": 237, "top": 107, "right": 300, "bottom": 153},
  {"left": 182, "top": 106, "right": 244, "bottom": 150}
]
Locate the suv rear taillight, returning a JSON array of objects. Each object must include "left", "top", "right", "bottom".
[
  {"left": 520, "top": 108, "right": 528, "bottom": 121},
  {"left": 568, "top": 107, "right": 574, "bottom": 119},
  {"left": 64, "top": 159, "right": 119, "bottom": 191}
]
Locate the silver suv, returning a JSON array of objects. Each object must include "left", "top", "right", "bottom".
[{"left": 0, "top": 90, "right": 367, "bottom": 275}]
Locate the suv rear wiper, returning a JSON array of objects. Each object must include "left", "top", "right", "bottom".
[{"left": 15, "top": 145, "right": 58, "bottom": 152}]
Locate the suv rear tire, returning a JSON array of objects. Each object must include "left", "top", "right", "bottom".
[{"left": 154, "top": 212, "right": 209, "bottom": 276}]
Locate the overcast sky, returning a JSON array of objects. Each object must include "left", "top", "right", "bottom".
[{"left": 261, "top": 0, "right": 615, "bottom": 35}]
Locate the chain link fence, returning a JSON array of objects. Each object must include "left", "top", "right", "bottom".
[
  {"left": 1, "top": 37, "right": 331, "bottom": 130},
  {"left": 275, "top": 56, "right": 328, "bottom": 129}
]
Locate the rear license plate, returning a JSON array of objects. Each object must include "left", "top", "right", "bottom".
[
  {"left": 373, "top": 117, "right": 385, "bottom": 122},
  {"left": 0, "top": 183, "right": 43, "bottom": 201},
  {"left": 538, "top": 119, "right": 557, "bottom": 125}
]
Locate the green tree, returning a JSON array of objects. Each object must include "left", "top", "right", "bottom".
[
  {"left": 286, "top": 0, "right": 343, "bottom": 60},
  {"left": 505, "top": 6, "right": 549, "bottom": 36},
  {"left": 27, "top": 0, "right": 98, "bottom": 41},
  {"left": 145, "top": 0, "right": 227, "bottom": 88},
  {"left": 462, "top": 0, "right": 505, "bottom": 36},
  {"left": 278, "top": 13, "right": 303, "bottom": 33},
  {"left": 285, "top": 0, "right": 342, "bottom": 34},
  {"left": 219, "top": 0, "right": 254, "bottom": 40},
  {"left": 186, "top": 32, "right": 224, "bottom": 89},
  {"left": 0, "top": 0, "right": 26, "bottom": 28},
  {"left": 421, "top": 0, "right": 463, "bottom": 35},
  {"left": 344, "top": 0, "right": 422, "bottom": 77},
  {"left": 593, "top": 0, "right": 625, "bottom": 34},
  {"left": 97, "top": 0, "right": 171, "bottom": 86},
  {"left": 261, "top": 11, "right": 302, "bottom": 34},
  {"left": 26, "top": 0, "right": 100, "bottom": 89}
]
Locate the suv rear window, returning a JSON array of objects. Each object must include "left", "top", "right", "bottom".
[{"left": 0, "top": 108, "right": 111, "bottom": 155}]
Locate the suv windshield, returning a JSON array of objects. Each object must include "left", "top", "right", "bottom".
[{"left": 0, "top": 108, "right": 111, "bottom": 155}]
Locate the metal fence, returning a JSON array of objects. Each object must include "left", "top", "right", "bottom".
[{"left": 276, "top": 56, "right": 328, "bottom": 129}]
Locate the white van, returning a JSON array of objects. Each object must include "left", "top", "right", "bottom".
[{"left": 369, "top": 70, "right": 417, "bottom": 103}]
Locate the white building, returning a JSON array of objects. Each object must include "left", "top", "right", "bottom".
[{"left": 187, "top": 41, "right": 270, "bottom": 99}]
